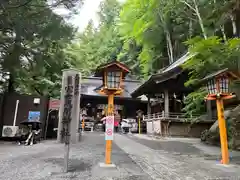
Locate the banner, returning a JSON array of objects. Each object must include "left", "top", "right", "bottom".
[{"left": 105, "top": 116, "right": 114, "bottom": 140}]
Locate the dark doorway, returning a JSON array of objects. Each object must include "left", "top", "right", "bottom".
[{"left": 46, "top": 110, "right": 58, "bottom": 139}]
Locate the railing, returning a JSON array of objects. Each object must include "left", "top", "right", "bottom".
[{"left": 143, "top": 112, "right": 201, "bottom": 122}]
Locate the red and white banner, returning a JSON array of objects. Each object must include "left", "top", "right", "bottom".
[{"left": 49, "top": 99, "right": 60, "bottom": 110}]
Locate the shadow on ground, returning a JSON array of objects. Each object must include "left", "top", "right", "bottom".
[{"left": 45, "top": 158, "right": 92, "bottom": 172}]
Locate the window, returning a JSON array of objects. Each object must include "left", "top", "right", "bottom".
[
  {"left": 207, "top": 79, "right": 217, "bottom": 94},
  {"left": 107, "top": 71, "right": 121, "bottom": 88}
]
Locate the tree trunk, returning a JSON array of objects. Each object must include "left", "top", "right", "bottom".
[
  {"left": 220, "top": 25, "right": 227, "bottom": 42},
  {"left": 166, "top": 30, "right": 174, "bottom": 64},
  {"left": 8, "top": 73, "right": 14, "bottom": 93},
  {"left": 189, "top": 19, "right": 193, "bottom": 38},
  {"left": 157, "top": 10, "right": 174, "bottom": 64},
  {"left": 4, "top": 31, "right": 22, "bottom": 93},
  {"left": 181, "top": 0, "right": 207, "bottom": 39},
  {"left": 193, "top": 0, "right": 207, "bottom": 39},
  {"left": 229, "top": 14, "right": 237, "bottom": 37}
]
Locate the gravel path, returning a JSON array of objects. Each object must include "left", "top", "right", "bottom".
[
  {"left": 129, "top": 134, "right": 240, "bottom": 165},
  {"left": 114, "top": 134, "right": 240, "bottom": 180},
  {"left": 0, "top": 133, "right": 151, "bottom": 180},
  {"left": 1, "top": 133, "right": 240, "bottom": 180}
]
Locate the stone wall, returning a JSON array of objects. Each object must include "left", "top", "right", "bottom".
[{"left": 147, "top": 120, "right": 214, "bottom": 138}]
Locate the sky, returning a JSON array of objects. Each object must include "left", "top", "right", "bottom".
[{"left": 54, "top": 0, "right": 125, "bottom": 32}]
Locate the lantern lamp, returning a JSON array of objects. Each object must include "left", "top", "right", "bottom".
[
  {"left": 94, "top": 61, "right": 130, "bottom": 166},
  {"left": 203, "top": 68, "right": 239, "bottom": 100},
  {"left": 81, "top": 107, "right": 87, "bottom": 117},
  {"left": 136, "top": 109, "right": 143, "bottom": 118},
  {"left": 94, "top": 61, "right": 130, "bottom": 94},
  {"left": 136, "top": 109, "right": 143, "bottom": 134},
  {"left": 202, "top": 68, "right": 239, "bottom": 165}
]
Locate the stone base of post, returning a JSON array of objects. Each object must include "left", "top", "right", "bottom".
[{"left": 99, "top": 162, "right": 116, "bottom": 168}]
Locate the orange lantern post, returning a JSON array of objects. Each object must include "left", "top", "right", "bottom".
[
  {"left": 81, "top": 108, "right": 87, "bottom": 133},
  {"left": 137, "top": 110, "right": 143, "bottom": 134},
  {"left": 202, "top": 68, "right": 239, "bottom": 164},
  {"left": 95, "top": 61, "right": 130, "bottom": 166}
]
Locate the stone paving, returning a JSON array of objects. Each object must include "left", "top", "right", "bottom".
[
  {"left": 0, "top": 133, "right": 151, "bottom": 180},
  {"left": 130, "top": 134, "right": 240, "bottom": 165},
  {"left": 1, "top": 132, "right": 240, "bottom": 180},
  {"left": 114, "top": 134, "right": 240, "bottom": 180}
]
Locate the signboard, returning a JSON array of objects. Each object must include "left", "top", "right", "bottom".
[
  {"left": 97, "top": 104, "right": 123, "bottom": 110},
  {"left": 49, "top": 99, "right": 61, "bottom": 110},
  {"left": 28, "top": 111, "right": 41, "bottom": 122},
  {"left": 105, "top": 116, "right": 114, "bottom": 140}
]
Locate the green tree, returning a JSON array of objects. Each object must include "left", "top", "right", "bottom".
[
  {"left": 119, "top": 0, "right": 196, "bottom": 78},
  {"left": 181, "top": 0, "right": 240, "bottom": 115},
  {"left": 0, "top": 0, "right": 81, "bottom": 97},
  {"left": 66, "top": 0, "right": 126, "bottom": 76},
  {"left": 119, "top": 0, "right": 240, "bottom": 114}
]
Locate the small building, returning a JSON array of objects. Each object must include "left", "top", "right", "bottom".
[
  {"left": 45, "top": 73, "right": 148, "bottom": 139},
  {"left": 0, "top": 93, "right": 49, "bottom": 138},
  {"left": 131, "top": 53, "right": 215, "bottom": 137}
]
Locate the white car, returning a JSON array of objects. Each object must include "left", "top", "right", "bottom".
[
  {"left": 121, "top": 118, "right": 138, "bottom": 133},
  {"left": 79, "top": 117, "right": 95, "bottom": 131}
]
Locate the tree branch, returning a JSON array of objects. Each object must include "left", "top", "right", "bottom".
[
  {"left": 1, "top": 0, "right": 34, "bottom": 9},
  {"left": 34, "top": 87, "right": 43, "bottom": 96},
  {"left": 180, "top": 0, "right": 197, "bottom": 13}
]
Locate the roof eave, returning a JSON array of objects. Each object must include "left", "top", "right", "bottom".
[{"left": 131, "top": 77, "right": 155, "bottom": 98}]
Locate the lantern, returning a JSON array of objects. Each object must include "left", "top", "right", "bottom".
[
  {"left": 136, "top": 109, "right": 143, "bottom": 134},
  {"left": 203, "top": 68, "right": 238, "bottom": 100},
  {"left": 202, "top": 68, "right": 239, "bottom": 165},
  {"left": 94, "top": 61, "right": 130, "bottom": 94},
  {"left": 81, "top": 107, "right": 87, "bottom": 117},
  {"left": 206, "top": 75, "right": 229, "bottom": 95},
  {"left": 136, "top": 109, "right": 143, "bottom": 118},
  {"left": 94, "top": 61, "right": 130, "bottom": 166},
  {"left": 106, "top": 71, "right": 121, "bottom": 89}
]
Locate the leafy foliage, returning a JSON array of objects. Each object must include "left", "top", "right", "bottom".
[
  {"left": 66, "top": 0, "right": 142, "bottom": 79},
  {"left": 0, "top": 0, "right": 82, "bottom": 97},
  {"left": 2, "top": 0, "right": 240, "bottom": 113},
  {"left": 184, "top": 36, "right": 240, "bottom": 86},
  {"left": 182, "top": 37, "right": 240, "bottom": 114},
  {"left": 66, "top": 0, "right": 240, "bottom": 115},
  {"left": 182, "top": 88, "right": 207, "bottom": 117}
]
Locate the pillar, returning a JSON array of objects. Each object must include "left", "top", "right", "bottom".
[
  {"left": 147, "top": 96, "right": 151, "bottom": 115},
  {"left": 57, "top": 69, "right": 81, "bottom": 144},
  {"left": 164, "top": 90, "right": 169, "bottom": 117},
  {"left": 147, "top": 95, "right": 152, "bottom": 134}
]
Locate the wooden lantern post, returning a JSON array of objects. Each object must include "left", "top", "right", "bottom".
[
  {"left": 137, "top": 110, "right": 143, "bottom": 134},
  {"left": 81, "top": 108, "right": 87, "bottom": 133},
  {"left": 95, "top": 61, "right": 130, "bottom": 166},
  {"left": 202, "top": 68, "right": 239, "bottom": 164}
]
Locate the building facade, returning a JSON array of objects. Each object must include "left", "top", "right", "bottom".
[{"left": 80, "top": 76, "right": 147, "bottom": 121}]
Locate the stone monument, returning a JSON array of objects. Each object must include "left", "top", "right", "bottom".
[{"left": 57, "top": 69, "right": 81, "bottom": 144}]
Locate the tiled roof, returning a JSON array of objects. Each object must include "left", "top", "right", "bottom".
[
  {"left": 162, "top": 52, "right": 194, "bottom": 73},
  {"left": 81, "top": 77, "right": 142, "bottom": 99},
  {"left": 131, "top": 52, "right": 195, "bottom": 97}
]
